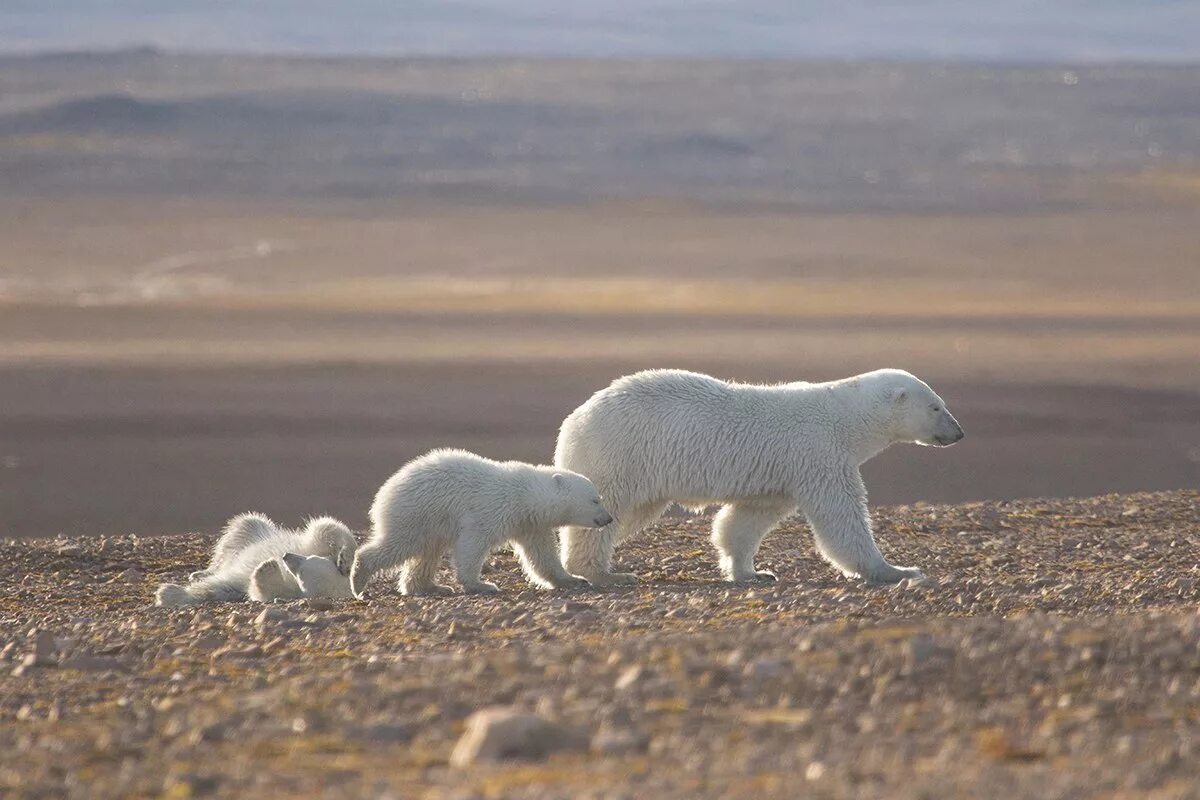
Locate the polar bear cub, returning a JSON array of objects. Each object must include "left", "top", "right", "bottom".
[
  {"left": 247, "top": 552, "right": 356, "bottom": 602},
  {"left": 350, "top": 448, "right": 613, "bottom": 597},
  {"left": 555, "top": 368, "right": 964, "bottom": 586},
  {"left": 155, "top": 513, "right": 357, "bottom": 606}
]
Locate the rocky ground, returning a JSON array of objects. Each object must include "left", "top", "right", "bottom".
[{"left": 3, "top": 489, "right": 1200, "bottom": 799}]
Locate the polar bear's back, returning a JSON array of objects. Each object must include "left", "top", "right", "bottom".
[
  {"left": 556, "top": 369, "right": 821, "bottom": 506},
  {"left": 369, "top": 448, "right": 528, "bottom": 528}
]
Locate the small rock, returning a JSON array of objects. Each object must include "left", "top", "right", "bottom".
[
  {"left": 559, "top": 600, "right": 594, "bottom": 615},
  {"left": 305, "top": 597, "right": 336, "bottom": 611},
  {"left": 352, "top": 723, "right": 413, "bottom": 743},
  {"left": 905, "top": 633, "right": 944, "bottom": 670},
  {"left": 114, "top": 568, "right": 144, "bottom": 584},
  {"left": 745, "top": 657, "right": 788, "bottom": 681},
  {"left": 805, "top": 761, "right": 826, "bottom": 781},
  {"left": 254, "top": 607, "right": 287, "bottom": 630},
  {"left": 450, "top": 707, "right": 582, "bottom": 766},
  {"left": 591, "top": 724, "right": 649, "bottom": 755},
  {"left": 16, "top": 629, "right": 60, "bottom": 672},
  {"left": 56, "top": 544, "right": 83, "bottom": 557},
  {"left": 614, "top": 665, "right": 644, "bottom": 691},
  {"left": 60, "top": 654, "right": 126, "bottom": 673}
]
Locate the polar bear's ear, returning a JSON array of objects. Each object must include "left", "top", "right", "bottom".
[
  {"left": 891, "top": 387, "right": 909, "bottom": 404},
  {"left": 281, "top": 552, "right": 305, "bottom": 580},
  {"left": 552, "top": 472, "right": 568, "bottom": 493}
]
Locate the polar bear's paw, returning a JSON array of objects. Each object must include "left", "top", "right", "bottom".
[
  {"left": 864, "top": 564, "right": 925, "bottom": 585},
  {"left": 732, "top": 569, "right": 778, "bottom": 584},
  {"left": 462, "top": 580, "right": 501, "bottom": 595},
  {"left": 401, "top": 582, "right": 456, "bottom": 597},
  {"left": 584, "top": 571, "right": 639, "bottom": 587},
  {"left": 547, "top": 574, "right": 592, "bottom": 591}
]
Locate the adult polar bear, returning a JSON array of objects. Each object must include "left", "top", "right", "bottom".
[{"left": 555, "top": 368, "right": 964, "bottom": 586}]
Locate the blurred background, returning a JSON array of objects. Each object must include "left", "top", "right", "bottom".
[{"left": 1, "top": 3, "right": 1198, "bottom": 538}]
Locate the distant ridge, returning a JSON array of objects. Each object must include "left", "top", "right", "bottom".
[{"left": 1, "top": 93, "right": 179, "bottom": 134}]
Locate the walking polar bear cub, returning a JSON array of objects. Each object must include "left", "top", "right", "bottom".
[
  {"left": 155, "top": 513, "right": 357, "bottom": 606},
  {"left": 350, "top": 449, "right": 613, "bottom": 597},
  {"left": 555, "top": 368, "right": 964, "bottom": 586}
]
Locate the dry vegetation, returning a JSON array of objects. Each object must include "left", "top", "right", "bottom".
[{"left": 4, "top": 489, "right": 1200, "bottom": 798}]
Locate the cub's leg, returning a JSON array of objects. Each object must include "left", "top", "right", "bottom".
[
  {"left": 398, "top": 541, "right": 453, "bottom": 596},
  {"left": 453, "top": 525, "right": 500, "bottom": 594},
  {"left": 248, "top": 558, "right": 303, "bottom": 602},
  {"left": 511, "top": 529, "right": 588, "bottom": 590}
]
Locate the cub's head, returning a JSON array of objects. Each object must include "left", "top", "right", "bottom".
[
  {"left": 549, "top": 469, "right": 614, "bottom": 529},
  {"left": 303, "top": 517, "right": 358, "bottom": 562},
  {"left": 281, "top": 552, "right": 354, "bottom": 599},
  {"left": 873, "top": 370, "right": 964, "bottom": 447}
]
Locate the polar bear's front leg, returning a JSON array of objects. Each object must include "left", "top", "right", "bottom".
[
  {"left": 711, "top": 501, "right": 793, "bottom": 582},
  {"left": 510, "top": 529, "right": 589, "bottom": 590},
  {"left": 560, "top": 501, "right": 666, "bottom": 587},
  {"left": 803, "top": 466, "right": 924, "bottom": 584}
]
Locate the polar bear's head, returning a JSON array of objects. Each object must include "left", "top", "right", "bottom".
[
  {"left": 281, "top": 552, "right": 355, "bottom": 599},
  {"left": 870, "top": 369, "right": 964, "bottom": 447},
  {"left": 546, "top": 469, "right": 614, "bottom": 528},
  {"left": 302, "top": 517, "right": 358, "bottom": 563}
]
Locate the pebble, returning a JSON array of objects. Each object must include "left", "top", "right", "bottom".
[
  {"left": 254, "top": 607, "right": 287, "bottom": 630},
  {"left": 449, "top": 707, "right": 582, "bottom": 766},
  {"left": 114, "top": 568, "right": 143, "bottom": 584},
  {"left": 615, "top": 665, "right": 644, "bottom": 691},
  {"left": 591, "top": 724, "right": 650, "bottom": 755}
]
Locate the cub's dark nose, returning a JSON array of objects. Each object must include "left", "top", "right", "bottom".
[{"left": 594, "top": 512, "right": 614, "bottom": 527}]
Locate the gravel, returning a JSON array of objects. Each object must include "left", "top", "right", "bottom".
[{"left": 2, "top": 489, "right": 1199, "bottom": 798}]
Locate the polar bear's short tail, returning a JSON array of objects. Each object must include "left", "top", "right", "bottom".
[{"left": 155, "top": 583, "right": 198, "bottom": 607}]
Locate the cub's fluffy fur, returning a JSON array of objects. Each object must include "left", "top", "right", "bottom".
[{"left": 155, "top": 513, "right": 356, "bottom": 606}]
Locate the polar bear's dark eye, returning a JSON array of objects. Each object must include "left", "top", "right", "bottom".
[{"left": 930, "top": 405, "right": 940, "bottom": 412}]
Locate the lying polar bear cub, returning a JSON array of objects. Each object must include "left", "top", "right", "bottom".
[
  {"left": 351, "top": 448, "right": 613, "bottom": 597},
  {"left": 155, "top": 513, "right": 357, "bottom": 606}
]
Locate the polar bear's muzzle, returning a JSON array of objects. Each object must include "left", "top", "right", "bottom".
[
  {"left": 931, "top": 411, "right": 965, "bottom": 446},
  {"left": 593, "top": 511, "right": 615, "bottom": 527}
]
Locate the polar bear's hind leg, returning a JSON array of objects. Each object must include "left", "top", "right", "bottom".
[
  {"left": 711, "top": 500, "right": 793, "bottom": 582},
  {"left": 399, "top": 542, "right": 453, "bottom": 596}
]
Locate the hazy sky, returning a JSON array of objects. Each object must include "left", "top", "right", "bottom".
[{"left": 2, "top": 1, "right": 1199, "bottom": 61}]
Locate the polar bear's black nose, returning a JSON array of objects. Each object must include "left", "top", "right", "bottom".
[{"left": 594, "top": 512, "right": 614, "bottom": 527}]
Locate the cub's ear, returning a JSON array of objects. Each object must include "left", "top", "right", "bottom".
[
  {"left": 552, "top": 472, "right": 567, "bottom": 493},
  {"left": 281, "top": 552, "right": 305, "bottom": 579},
  {"left": 891, "top": 387, "right": 909, "bottom": 404}
]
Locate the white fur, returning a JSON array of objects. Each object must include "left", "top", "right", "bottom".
[
  {"left": 351, "top": 448, "right": 613, "bottom": 597},
  {"left": 249, "top": 553, "right": 355, "bottom": 602},
  {"left": 154, "top": 513, "right": 357, "bottom": 606},
  {"left": 554, "top": 368, "right": 964, "bottom": 586}
]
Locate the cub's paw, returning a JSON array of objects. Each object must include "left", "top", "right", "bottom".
[
  {"left": 462, "top": 581, "right": 501, "bottom": 595},
  {"left": 401, "top": 582, "right": 456, "bottom": 597}
]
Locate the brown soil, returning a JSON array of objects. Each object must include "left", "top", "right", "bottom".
[{"left": 3, "top": 489, "right": 1199, "bottom": 798}]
